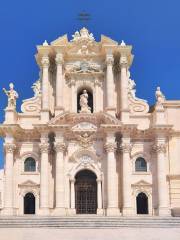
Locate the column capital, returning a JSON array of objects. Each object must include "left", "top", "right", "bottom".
[
  {"left": 55, "top": 53, "right": 64, "bottom": 65},
  {"left": 106, "top": 54, "right": 114, "bottom": 66},
  {"left": 54, "top": 142, "right": 66, "bottom": 152},
  {"left": 120, "top": 143, "right": 132, "bottom": 153},
  {"left": 120, "top": 55, "right": 128, "bottom": 68},
  {"left": 96, "top": 179, "right": 102, "bottom": 183},
  {"left": 39, "top": 143, "right": 49, "bottom": 153},
  {"left": 41, "top": 55, "right": 50, "bottom": 68},
  {"left": 4, "top": 143, "right": 16, "bottom": 153},
  {"left": 104, "top": 143, "right": 116, "bottom": 152},
  {"left": 152, "top": 143, "right": 166, "bottom": 153},
  {"left": 70, "top": 178, "right": 75, "bottom": 183}
]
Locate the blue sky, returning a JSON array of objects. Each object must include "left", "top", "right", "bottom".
[{"left": 0, "top": 0, "right": 180, "bottom": 168}]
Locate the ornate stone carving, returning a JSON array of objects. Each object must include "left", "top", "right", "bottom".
[
  {"left": 120, "top": 143, "right": 132, "bottom": 153},
  {"left": 21, "top": 78, "right": 41, "bottom": 114},
  {"left": 106, "top": 55, "right": 114, "bottom": 66},
  {"left": 41, "top": 56, "right": 49, "bottom": 67},
  {"left": 72, "top": 122, "right": 97, "bottom": 132},
  {"left": 4, "top": 143, "right": 16, "bottom": 153},
  {"left": 77, "top": 133, "right": 93, "bottom": 148},
  {"left": 120, "top": 56, "right": 128, "bottom": 67},
  {"left": 65, "top": 60, "right": 102, "bottom": 74},
  {"left": 71, "top": 27, "right": 94, "bottom": 43},
  {"left": 3, "top": 83, "right": 19, "bottom": 109},
  {"left": 155, "top": 86, "right": 165, "bottom": 106},
  {"left": 32, "top": 79, "right": 41, "bottom": 97},
  {"left": 104, "top": 143, "right": 117, "bottom": 152},
  {"left": 55, "top": 53, "right": 64, "bottom": 65},
  {"left": 54, "top": 142, "right": 66, "bottom": 152},
  {"left": 39, "top": 143, "right": 49, "bottom": 153},
  {"left": 79, "top": 155, "right": 94, "bottom": 167},
  {"left": 69, "top": 28, "right": 98, "bottom": 55},
  {"left": 152, "top": 143, "right": 166, "bottom": 153},
  {"left": 79, "top": 90, "right": 91, "bottom": 113},
  {"left": 127, "top": 71, "right": 149, "bottom": 114}
]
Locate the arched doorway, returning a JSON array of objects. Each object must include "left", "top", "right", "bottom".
[
  {"left": 136, "top": 192, "right": 148, "bottom": 214},
  {"left": 24, "top": 192, "right": 35, "bottom": 214},
  {"left": 77, "top": 89, "right": 93, "bottom": 113},
  {"left": 75, "top": 170, "right": 97, "bottom": 214}
]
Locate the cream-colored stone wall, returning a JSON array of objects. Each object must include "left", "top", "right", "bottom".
[{"left": 0, "top": 28, "right": 180, "bottom": 217}]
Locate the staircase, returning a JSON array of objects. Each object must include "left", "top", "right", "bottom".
[{"left": 0, "top": 216, "right": 180, "bottom": 228}]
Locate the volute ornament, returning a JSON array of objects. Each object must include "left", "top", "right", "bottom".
[{"left": 127, "top": 71, "right": 149, "bottom": 114}]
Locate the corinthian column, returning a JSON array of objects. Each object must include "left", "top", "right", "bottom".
[
  {"left": 3, "top": 143, "right": 16, "bottom": 215},
  {"left": 120, "top": 55, "right": 129, "bottom": 122},
  {"left": 152, "top": 138, "right": 170, "bottom": 216},
  {"left": 104, "top": 133, "right": 120, "bottom": 216},
  {"left": 41, "top": 55, "right": 50, "bottom": 122},
  {"left": 121, "top": 136, "right": 133, "bottom": 216},
  {"left": 55, "top": 53, "right": 64, "bottom": 115},
  {"left": 54, "top": 132, "right": 66, "bottom": 215},
  {"left": 106, "top": 54, "right": 115, "bottom": 114},
  {"left": 39, "top": 135, "right": 49, "bottom": 215}
]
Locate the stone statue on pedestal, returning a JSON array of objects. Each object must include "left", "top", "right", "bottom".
[
  {"left": 3, "top": 83, "right": 19, "bottom": 109},
  {"left": 79, "top": 90, "right": 91, "bottom": 113},
  {"left": 155, "top": 86, "right": 165, "bottom": 105}
]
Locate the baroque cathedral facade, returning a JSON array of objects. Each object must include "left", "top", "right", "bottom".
[{"left": 0, "top": 28, "right": 180, "bottom": 217}]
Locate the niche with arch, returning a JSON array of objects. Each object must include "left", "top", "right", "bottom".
[{"left": 77, "top": 88, "right": 93, "bottom": 113}]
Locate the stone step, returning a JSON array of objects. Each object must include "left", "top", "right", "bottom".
[{"left": 0, "top": 217, "right": 180, "bottom": 228}]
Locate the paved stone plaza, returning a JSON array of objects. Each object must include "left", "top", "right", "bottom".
[{"left": 0, "top": 228, "right": 180, "bottom": 240}]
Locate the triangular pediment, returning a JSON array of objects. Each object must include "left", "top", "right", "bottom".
[
  {"left": 101, "top": 35, "right": 118, "bottom": 45},
  {"left": 132, "top": 180, "right": 152, "bottom": 187},
  {"left": 19, "top": 180, "right": 39, "bottom": 187},
  {"left": 51, "top": 34, "right": 68, "bottom": 46}
]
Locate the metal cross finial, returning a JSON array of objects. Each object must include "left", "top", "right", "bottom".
[{"left": 77, "top": 12, "right": 91, "bottom": 24}]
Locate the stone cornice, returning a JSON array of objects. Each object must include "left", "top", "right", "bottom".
[{"left": 167, "top": 174, "right": 180, "bottom": 180}]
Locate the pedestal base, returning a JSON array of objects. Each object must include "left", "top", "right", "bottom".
[
  {"left": 158, "top": 207, "right": 171, "bottom": 216},
  {"left": 97, "top": 208, "right": 104, "bottom": 216},
  {"left": 39, "top": 207, "right": 50, "bottom": 216},
  {"left": 122, "top": 207, "right": 133, "bottom": 216},
  {"left": 53, "top": 207, "right": 66, "bottom": 216},
  {"left": 106, "top": 207, "right": 121, "bottom": 216},
  {"left": 68, "top": 208, "right": 76, "bottom": 215},
  {"left": 41, "top": 110, "right": 50, "bottom": 123},
  {"left": 55, "top": 107, "right": 64, "bottom": 116},
  {"left": 4, "top": 108, "right": 17, "bottom": 124},
  {"left": 105, "top": 107, "right": 116, "bottom": 117},
  {"left": 2, "top": 207, "right": 14, "bottom": 216},
  {"left": 120, "top": 109, "right": 130, "bottom": 123}
]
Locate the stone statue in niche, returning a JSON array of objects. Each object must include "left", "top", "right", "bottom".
[
  {"left": 79, "top": 90, "right": 91, "bottom": 113},
  {"left": 3, "top": 83, "right": 19, "bottom": 109},
  {"left": 155, "top": 86, "right": 165, "bottom": 105}
]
